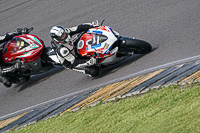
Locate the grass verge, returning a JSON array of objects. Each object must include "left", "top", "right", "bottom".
[{"left": 10, "top": 83, "right": 200, "bottom": 133}]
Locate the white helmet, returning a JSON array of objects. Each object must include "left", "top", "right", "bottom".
[{"left": 50, "top": 26, "right": 69, "bottom": 42}]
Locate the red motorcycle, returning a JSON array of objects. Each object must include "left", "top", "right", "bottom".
[{"left": 1, "top": 28, "right": 56, "bottom": 86}]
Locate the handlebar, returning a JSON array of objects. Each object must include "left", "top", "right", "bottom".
[
  {"left": 17, "top": 27, "right": 34, "bottom": 34},
  {"left": 27, "top": 27, "right": 34, "bottom": 33}
]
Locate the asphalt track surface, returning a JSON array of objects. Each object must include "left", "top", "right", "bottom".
[{"left": 0, "top": 0, "right": 199, "bottom": 117}]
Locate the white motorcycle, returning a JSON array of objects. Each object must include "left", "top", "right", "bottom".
[{"left": 48, "top": 24, "right": 152, "bottom": 76}]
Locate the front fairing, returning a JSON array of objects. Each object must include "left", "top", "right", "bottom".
[
  {"left": 77, "top": 26, "right": 118, "bottom": 57},
  {"left": 3, "top": 34, "right": 44, "bottom": 63}
]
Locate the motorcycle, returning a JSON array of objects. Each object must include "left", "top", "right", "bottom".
[
  {"left": 1, "top": 28, "right": 56, "bottom": 87},
  {"left": 50, "top": 24, "right": 152, "bottom": 76},
  {"left": 1, "top": 24, "right": 151, "bottom": 86}
]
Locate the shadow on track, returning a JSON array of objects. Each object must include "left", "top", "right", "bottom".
[
  {"left": 94, "top": 48, "right": 157, "bottom": 78},
  {"left": 14, "top": 48, "right": 157, "bottom": 90},
  {"left": 15, "top": 66, "right": 65, "bottom": 92}
]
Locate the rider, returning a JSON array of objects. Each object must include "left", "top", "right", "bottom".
[
  {"left": 0, "top": 28, "right": 29, "bottom": 87},
  {"left": 49, "top": 20, "right": 101, "bottom": 77}
]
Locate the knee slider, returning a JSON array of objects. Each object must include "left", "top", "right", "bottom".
[
  {"left": 60, "top": 47, "right": 70, "bottom": 57},
  {"left": 59, "top": 46, "right": 75, "bottom": 63}
]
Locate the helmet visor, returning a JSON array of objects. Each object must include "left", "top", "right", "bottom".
[{"left": 57, "top": 32, "right": 68, "bottom": 42}]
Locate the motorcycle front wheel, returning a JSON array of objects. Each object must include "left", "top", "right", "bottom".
[{"left": 119, "top": 38, "right": 152, "bottom": 55}]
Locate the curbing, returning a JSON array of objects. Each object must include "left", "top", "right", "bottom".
[{"left": 1, "top": 55, "right": 200, "bottom": 132}]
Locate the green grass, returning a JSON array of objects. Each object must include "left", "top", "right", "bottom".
[{"left": 10, "top": 83, "right": 200, "bottom": 133}]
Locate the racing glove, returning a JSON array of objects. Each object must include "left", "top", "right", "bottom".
[
  {"left": 91, "top": 20, "right": 100, "bottom": 27},
  {"left": 17, "top": 28, "right": 23, "bottom": 34},
  {"left": 17, "top": 28, "right": 30, "bottom": 34}
]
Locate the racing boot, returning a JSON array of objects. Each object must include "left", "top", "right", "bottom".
[
  {"left": 0, "top": 76, "right": 12, "bottom": 87},
  {"left": 73, "top": 66, "right": 100, "bottom": 77}
]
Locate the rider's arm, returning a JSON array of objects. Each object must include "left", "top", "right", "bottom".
[
  {"left": 0, "top": 35, "right": 6, "bottom": 44},
  {"left": 67, "top": 20, "right": 100, "bottom": 36},
  {"left": 0, "top": 31, "right": 23, "bottom": 48},
  {"left": 0, "top": 33, "right": 16, "bottom": 48},
  {"left": 0, "top": 28, "right": 29, "bottom": 48},
  {"left": 67, "top": 24, "right": 95, "bottom": 36},
  {"left": 0, "top": 32, "right": 18, "bottom": 44}
]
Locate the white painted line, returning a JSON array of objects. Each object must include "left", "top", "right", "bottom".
[{"left": 1, "top": 55, "right": 200, "bottom": 121}]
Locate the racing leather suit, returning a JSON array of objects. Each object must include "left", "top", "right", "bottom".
[
  {"left": 53, "top": 21, "right": 101, "bottom": 77},
  {"left": 0, "top": 31, "right": 23, "bottom": 87}
]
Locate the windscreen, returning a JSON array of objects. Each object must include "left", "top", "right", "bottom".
[
  {"left": 4, "top": 37, "right": 29, "bottom": 54},
  {"left": 87, "top": 33, "right": 108, "bottom": 45}
]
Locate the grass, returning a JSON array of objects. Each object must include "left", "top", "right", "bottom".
[{"left": 10, "top": 83, "right": 200, "bottom": 133}]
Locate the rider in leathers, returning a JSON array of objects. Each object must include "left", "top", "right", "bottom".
[
  {"left": 49, "top": 20, "right": 101, "bottom": 77},
  {"left": 0, "top": 28, "right": 28, "bottom": 87}
]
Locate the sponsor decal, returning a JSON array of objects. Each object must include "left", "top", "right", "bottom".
[
  {"left": 33, "top": 37, "right": 42, "bottom": 46},
  {"left": 86, "top": 43, "right": 101, "bottom": 51},
  {"left": 77, "top": 40, "right": 84, "bottom": 49},
  {"left": 88, "top": 29, "right": 103, "bottom": 34},
  {"left": 104, "top": 43, "right": 109, "bottom": 49}
]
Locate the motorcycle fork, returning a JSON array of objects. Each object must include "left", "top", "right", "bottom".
[{"left": 117, "top": 37, "right": 135, "bottom": 56}]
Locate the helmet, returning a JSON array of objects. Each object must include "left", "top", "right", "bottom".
[{"left": 50, "top": 26, "right": 68, "bottom": 43}]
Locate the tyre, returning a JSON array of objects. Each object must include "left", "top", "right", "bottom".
[{"left": 119, "top": 38, "right": 152, "bottom": 54}]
